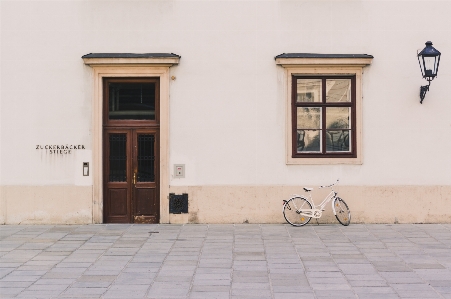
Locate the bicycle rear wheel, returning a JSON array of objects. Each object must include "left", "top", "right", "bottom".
[
  {"left": 283, "top": 197, "right": 312, "bottom": 226},
  {"left": 334, "top": 197, "right": 351, "bottom": 226}
]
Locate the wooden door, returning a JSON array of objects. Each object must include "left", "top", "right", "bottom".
[
  {"left": 103, "top": 129, "right": 159, "bottom": 223},
  {"left": 102, "top": 77, "right": 160, "bottom": 223}
]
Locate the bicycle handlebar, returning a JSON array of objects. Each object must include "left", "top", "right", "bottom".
[{"left": 319, "top": 179, "right": 339, "bottom": 189}]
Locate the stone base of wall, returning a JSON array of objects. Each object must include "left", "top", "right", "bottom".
[
  {"left": 1, "top": 185, "right": 449, "bottom": 224},
  {"left": 168, "top": 185, "right": 451, "bottom": 224},
  {"left": 1, "top": 186, "right": 92, "bottom": 224}
]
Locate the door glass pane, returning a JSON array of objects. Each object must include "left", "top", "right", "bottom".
[
  {"left": 109, "top": 134, "right": 127, "bottom": 182},
  {"left": 297, "top": 107, "right": 321, "bottom": 129},
  {"left": 326, "top": 107, "right": 350, "bottom": 129},
  {"left": 297, "top": 129, "right": 321, "bottom": 153},
  {"left": 326, "top": 79, "right": 351, "bottom": 102},
  {"left": 297, "top": 79, "right": 322, "bottom": 102},
  {"left": 137, "top": 134, "right": 155, "bottom": 182},
  {"left": 326, "top": 130, "right": 351, "bottom": 152},
  {"left": 109, "top": 83, "right": 156, "bottom": 120}
]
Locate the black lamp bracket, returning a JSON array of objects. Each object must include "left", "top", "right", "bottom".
[{"left": 420, "top": 80, "right": 431, "bottom": 104}]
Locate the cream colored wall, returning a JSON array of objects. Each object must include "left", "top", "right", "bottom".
[
  {"left": 1, "top": 0, "right": 450, "bottom": 224},
  {"left": 169, "top": 185, "right": 451, "bottom": 224}
]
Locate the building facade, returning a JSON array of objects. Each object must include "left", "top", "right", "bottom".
[{"left": 1, "top": 0, "right": 450, "bottom": 224}]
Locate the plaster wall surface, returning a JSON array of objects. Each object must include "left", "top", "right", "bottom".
[
  {"left": 1, "top": 0, "right": 450, "bottom": 224},
  {"left": 168, "top": 185, "right": 451, "bottom": 224}
]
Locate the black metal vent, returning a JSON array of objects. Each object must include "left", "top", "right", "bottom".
[{"left": 169, "top": 193, "right": 188, "bottom": 214}]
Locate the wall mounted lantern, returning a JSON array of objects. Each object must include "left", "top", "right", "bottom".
[{"left": 417, "top": 41, "right": 441, "bottom": 104}]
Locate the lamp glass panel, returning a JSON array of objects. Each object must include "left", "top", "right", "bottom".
[{"left": 424, "top": 56, "right": 435, "bottom": 71}]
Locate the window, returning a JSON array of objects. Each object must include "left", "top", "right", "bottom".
[
  {"left": 275, "top": 53, "right": 373, "bottom": 164},
  {"left": 103, "top": 77, "right": 159, "bottom": 124},
  {"left": 292, "top": 76, "right": 356, "bottom": 158}
]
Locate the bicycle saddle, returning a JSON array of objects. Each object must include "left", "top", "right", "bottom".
[{"left": 303, "top": 187, "right": 313, "bottom": 192}]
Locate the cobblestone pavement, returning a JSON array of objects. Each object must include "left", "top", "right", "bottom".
[{"left": 0, "top": 224, "right": 450, "bottom": 299}]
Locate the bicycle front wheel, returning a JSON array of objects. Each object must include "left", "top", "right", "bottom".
[
  {"left": 283, "top": 197, "right": 312, "bottom": 227},
  {"left": 334, "top": 197, "right": 351, "bottom": 226}
]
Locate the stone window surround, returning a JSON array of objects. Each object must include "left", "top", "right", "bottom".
[
  {"left": 276, "top": 54, "right": 373, "bottom": 165},
  {"left": 83, "top": 54, "right": 180, "bottom": 223}
]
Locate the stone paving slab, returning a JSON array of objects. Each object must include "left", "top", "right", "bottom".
[{"left": 0, "top": 224, "right": 450, "bottom": 298}]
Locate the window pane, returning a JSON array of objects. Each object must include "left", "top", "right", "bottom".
[
  {"left": 326, "top": 107, "right": 350, "bottom": 129},
  {"left": 109, "top": 134, "right": 127, "bottom": 182},
  {"left": 326, "top": 130, "right": 351, "bottom": 152},
  {"left": 297, "top": 129, "right": 321, "bottom": 153},
  {"left": 137, "top": 134, "right": 155, "bottom": 182},
  {"left": 297, "top": 79, "right": 322, "bottom": 102},
  {"left": 297, "top": 107, "right": 321, "bottom": 129},
  {"left": 326, "top": 79, "right": 351, "bottom": 102},
  {"left": 109, "top": 83, "right": 156, "bottom": 120}
]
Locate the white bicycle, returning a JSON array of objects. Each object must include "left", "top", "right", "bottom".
[{"left": 283, "top": 180, "right": 351, "bottom": 226}]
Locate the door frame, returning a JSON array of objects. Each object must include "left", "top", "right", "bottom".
[{"left": 84, "top": 62, "right": 178, "bottom": 224}]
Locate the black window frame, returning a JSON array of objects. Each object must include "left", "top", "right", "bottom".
[{"left": 291, "top": 75, "right": 357, "bottom": 158}]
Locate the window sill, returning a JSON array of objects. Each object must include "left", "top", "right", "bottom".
[{"left": 287, "top": 156, "right": 363, "bottom": 165}]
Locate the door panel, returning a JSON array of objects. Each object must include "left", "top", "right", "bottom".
[
  {"left": 109, "top": 189, "right": 128, "bottom": 216},
  {"left": 103, "top": 129, "right": 159, "bottom": 223},
  {"left": 104, "top": 130, "right": 132, "bottom": 223},
  {"left": 135, "top": 189, "right": 156, "bottom": 215},
  {"left": 133, "top": 131, "right": 159, "bottom": 224}
]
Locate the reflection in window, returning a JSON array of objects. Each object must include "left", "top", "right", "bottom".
[
  {"left": 326, "top": 130, "right": 350, "bottom": 152},
  {"left": 326, "top": 79, "right": 351, "bottom": 102},
  {"left": 297, "top": 129, "right": 321, "bottom": 152},
  {"left": 297, "top": 79, "right": 322, "bottom": 102}
]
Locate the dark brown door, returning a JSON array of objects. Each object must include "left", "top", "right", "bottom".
[
  {"left": 103, "top": 129, "right": 159, "bottom": 223},
  {"left": 102, "top": 78, "right": 160, "bottom": 223}
]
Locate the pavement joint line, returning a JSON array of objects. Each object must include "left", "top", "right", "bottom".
[
  {"left": 145, "top": 223, "right": 181, "bottom": 298},
  {"left": 284, "top": 225, "right": 315, "bottom": 296},
  {"left": 319, "top": 225, "right": 361, "bottom": 299},
  {"left": 55, "top": 224, "right": 130, "bottom": 298},
  {"left": 103, "top": 224, "right": 145, "bottom": 296},
  {"left": 187, "top": 224, "right": 208, "bottom": 298},
  {"left": 261, "top": 224, "right": 275, "bottom": 299},
  {"left": 364, "top": 224, "right": 446, "bottom": 299},
  {"left": 230, "top": 224, "right": 235, "bottom": 299},
  {"left": 9, "top": 225, "right": 58, "bottom": 297},
  {"left": 333, "top": 224, "right": 373, "bottom": 298}
]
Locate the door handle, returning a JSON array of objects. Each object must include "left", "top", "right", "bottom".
[{"left": 133, "top": 173, "right": 137, "bottom": 185}]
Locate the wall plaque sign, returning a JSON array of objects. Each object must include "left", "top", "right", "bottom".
[{"left": 36, "top": 144, "right": 86, "bottom": 154}]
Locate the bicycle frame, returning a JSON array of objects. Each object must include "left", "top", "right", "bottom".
[{"left": 288, "top": 180, "right": 340, "bottom": 218}]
